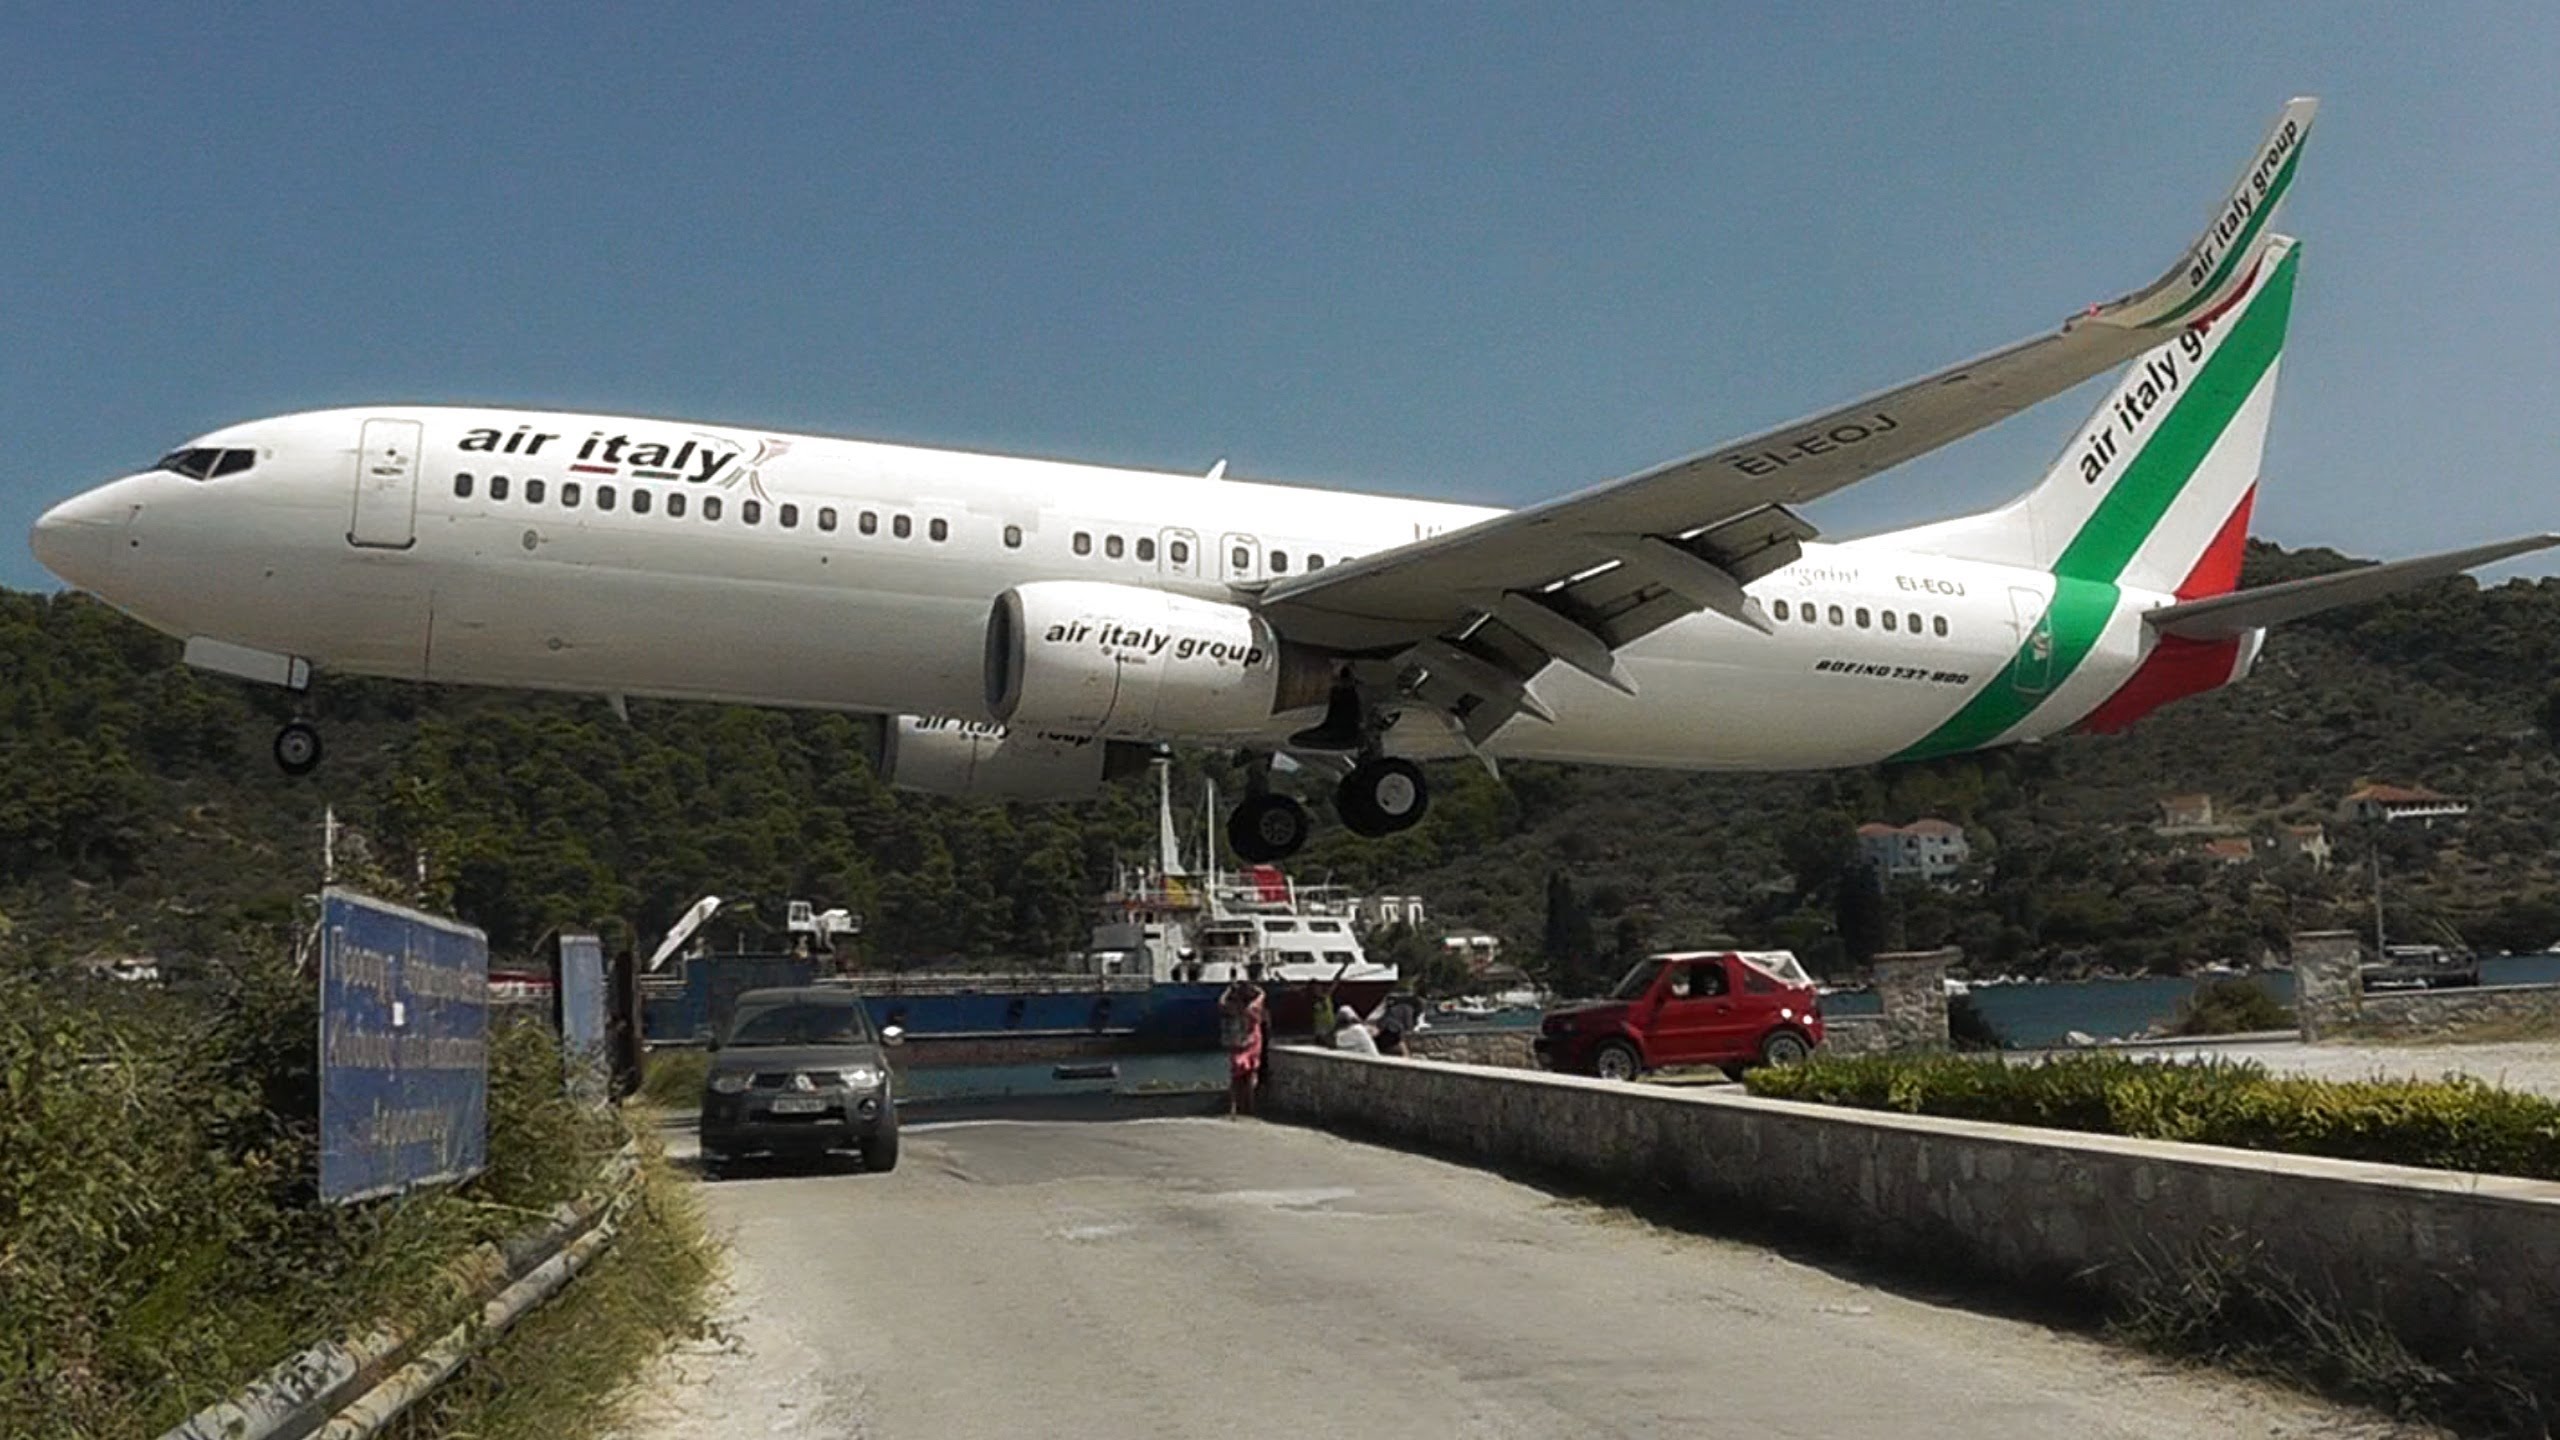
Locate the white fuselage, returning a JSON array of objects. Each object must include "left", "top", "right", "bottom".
[{"left": 32, "top": 406, "right": 2171, "bottom": 769}]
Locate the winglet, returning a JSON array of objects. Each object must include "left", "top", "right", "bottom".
[{"left": 2084, "top": 96, "right": 2317, "bottom": 332}]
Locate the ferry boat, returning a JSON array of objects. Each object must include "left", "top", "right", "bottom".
[{"left": 645, "top": 767, "right": 1400, "bottom": 1050}]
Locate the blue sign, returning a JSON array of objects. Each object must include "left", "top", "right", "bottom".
[
  {"left": 319, "top": 889, "right": 489, "bottom": 1204},
  {"left": 558, "top": 932, "right": 608, "bottom": 1102}
]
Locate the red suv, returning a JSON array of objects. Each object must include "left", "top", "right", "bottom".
[{"left": 1534, "top": 950, "right": 1823, "bottom": 1081}]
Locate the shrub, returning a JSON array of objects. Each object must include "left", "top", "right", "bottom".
[
  {"left": 1745, "top": 1052, "right": 2560, "bottom": 1180},
  {"left": 0, "top": 958, "right": 631, "bottom": 1437},
  {"left": 2163, "top": 976, "right": 2295, "bottom": 1037}
]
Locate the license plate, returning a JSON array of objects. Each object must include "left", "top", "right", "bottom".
[{"left": 769, "top": 1096, "right": 829, "bottom": 1115}]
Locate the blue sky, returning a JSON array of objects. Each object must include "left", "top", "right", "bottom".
[{"left": 7, "top": 4, "right": 2557, "bottom": 593}]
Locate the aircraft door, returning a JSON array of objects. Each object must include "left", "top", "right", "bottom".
[
  {"left": 1159, "top": 528, "right": 1199, "bottom": 579},
  {"left": 2008, "top": 587, "right": 2054, "bottom": 695},
  {"left": 349, "top": 418, "right": 424, "bottom": 549},
  {"left": 1220, "top": 532, "right": 1261, "bottom": 583}
]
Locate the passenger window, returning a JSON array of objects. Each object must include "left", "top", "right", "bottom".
[
  {"left": 1105, "top": 534, "right": 1124, "bottom": 559},
  {"left": 1855, "top": 607, "right": 1871, "bottom": 628},
  {"left": 1137, "top": 537, "right": 1155, "bottom": 562},
  {"left": 893, "top": 514, "right": 912, "bottom": 539},
  {"left": 562, "top": 482, "right": 581, "bottom": 507},
  {"left": 489, "top": 475, "right": 509, "bottom": 500},
  {"left": 1171, "top": 539, "right": 1190, "bottom": 565},
  {"left": 819, "top": 507, "right": 837, "bottom": 532},
  {"left": 743, "top": 500, "right": 762, "bottom": 524},
  {"left": 1308, "top": 554, "right": 1324, "bottom": 570},
  {"left": 597, "top": 485, "right": 616, "bottom": 511},
  {"left": 1908, "top": 612, "right": 1922, "bottom": 634},
  {"left": 632, "top": 488, "right": 652, "bottom": 515},
  {"left": 703, "top": 496, "right": 722, "bottom": 520},
  {"left": 1827, "top": 604, "right": 1844, "bottom": 626},
  {"left": 667, "top": 492, "right": 685, "bottom": 517},
  {"left": 525, "top": 479, "right": 545, "bottom": 503},
  {"left": 1270, "top": 551, "right": 1289, "bottom": 573},
  {"left": 860, "top": 510, "right": 878, "bottom": 535},
  {"left": 1744, "top": 971, "right": 1778, "bottom": 994},
  {"left": 1004, "top": 524, "right": 1023, "bottom": 548},
  {"left": 1075, "top": 532, "right": 1093, "bottom": 556},
  {"left": 1693, "top": 964, "right": 1729, "bottom": 997},
  {"left": 930, "top": 517, "right": 948, "bottom": 542},
  {"left": 1933, "top": 615, "right": 1948, "bottom": 637},
  {"left": 454, "top": 474, "right": 474, "bottom": 498},
  {"left": 1231, "top": 545, "right": 1250, "bottom": 572},
  {"left": 1882, "top": 610, "right": 1897, "bottom": 631},
  {"left": 1773, "top": 599, "right": 1789, "bottom": 621},
  {"left": 780, "top": 503, "right": 799, "bottom": 529}
]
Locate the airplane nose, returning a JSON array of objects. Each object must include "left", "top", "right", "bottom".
[{"left": 30, "top": 487, "right": 131, "bottom": 590}]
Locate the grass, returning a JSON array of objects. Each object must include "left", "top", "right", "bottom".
[
  {"left": 379, "top": 1137, "right": 721, "bottom": 1440},
  {"left": 638, "top": 1047, "right": 709, "bottom": 1108},
  {"left": 2110, "top": 1230, "right": 2546, "bottom": 1436}
]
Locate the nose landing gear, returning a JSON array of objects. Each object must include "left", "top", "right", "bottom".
[{"left": 273, "top": 721, "right": 323, "bottom": 777}]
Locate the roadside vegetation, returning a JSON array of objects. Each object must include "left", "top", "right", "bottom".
[
  {"left": 1744, "top": 1052, "right": 2560, "bottom": 1180},
  {"left": 639, "top": 1046, "right": 710, "bottom": 1108},
  {"left": 0, "top": 955, "right": 705, "bottom": 1439},
  {"left": 2161, "top": 976, "right": 2296, "bottom": 1036}
]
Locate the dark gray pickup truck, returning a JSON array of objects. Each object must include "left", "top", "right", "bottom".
[{"left": 699, "top": 986, "right": 901, "bottom": 1175}]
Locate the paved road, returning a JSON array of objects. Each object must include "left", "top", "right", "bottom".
[{"left": 616, "top": 1114, "right": 2427, "bottom": 1440}]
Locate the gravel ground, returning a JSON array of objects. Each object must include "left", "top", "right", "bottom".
[
  {"left": 2110, "top": 1038, "right": 2560, "bottom": 1097},
  {"left": 612, "top": 1114, "right": 2436, "bottom": 1440}
]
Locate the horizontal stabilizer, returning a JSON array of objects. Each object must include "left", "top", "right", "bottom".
[{"left": 2146, "top": 534, "right": 2560, "bottom": 639}]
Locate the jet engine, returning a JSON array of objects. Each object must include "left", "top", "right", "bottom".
[
  {"left": 983, "top": 581, "right": 1333, "bottom": 740},
  {"left": 880, "top": 714, "right": 1153, "bottom": 801}
]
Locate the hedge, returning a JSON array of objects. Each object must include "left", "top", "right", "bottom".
[{"left": 1743, "top": 1052, "right": 2560, "bottom": 1180}]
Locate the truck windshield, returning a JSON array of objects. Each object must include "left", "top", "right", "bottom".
[
  {"left": 1608, "top": 959, "right": 1667, "bottom": 1001},
  {"left": 726, "top": 1000, "right": 872, "bottom": 1047}
]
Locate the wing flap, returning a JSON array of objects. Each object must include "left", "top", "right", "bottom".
[{"left": 2147, "top": 535, "right": 2560, "bottom": 640}]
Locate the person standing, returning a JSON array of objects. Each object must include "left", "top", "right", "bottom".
[{"left": 1221, "top": 975, "right": 1268, "bottom": 1117}]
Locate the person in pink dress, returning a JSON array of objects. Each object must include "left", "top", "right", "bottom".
[{"left": 1221, "top": 976, "right": 1267, "bottom": 1117}]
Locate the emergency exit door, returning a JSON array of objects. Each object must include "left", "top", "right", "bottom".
[{"left": 349, "top": 418, "right": 423, "bottom": 549}]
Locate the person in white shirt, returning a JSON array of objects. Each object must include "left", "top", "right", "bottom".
[{"left": 1332, "top": 1005, "right": 1380, "bottom": 1056}]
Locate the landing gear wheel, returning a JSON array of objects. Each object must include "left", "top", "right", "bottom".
[
  {"left": 1227, "top": 794, "right": 1311, "bottom": 863},
  {"left": 1591, "top": 1041, "right": 1643, "bottom": 1082},
  {"left": 273, "top": 721, "right": 323, "bottom": 777},
  {"left": 1337, "top": 757, "right": 1429, "bottom": 838}
]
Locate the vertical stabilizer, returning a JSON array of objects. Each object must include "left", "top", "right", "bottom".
[{"left": 1890, "top": 236, "right": 2299, "bottom": 599}]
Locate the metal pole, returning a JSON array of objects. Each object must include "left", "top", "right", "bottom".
[{"left": 2369, "top": 821, "right": 2386, "bottom": 958}]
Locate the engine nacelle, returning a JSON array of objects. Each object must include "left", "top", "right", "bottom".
[
  {"left": 880, "top": 714, "right": 1151, "bottom": 801},
  {"left": 984, "top": 581, "right": 1332, "bottom": 741}
]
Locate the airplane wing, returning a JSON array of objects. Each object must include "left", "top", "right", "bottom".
[
  {"left": 2146, "top": 535, "right": 2560, "bottom": 641},
  {"left": 1253, "top": 98, "right": 2317, "bottom": 742}
]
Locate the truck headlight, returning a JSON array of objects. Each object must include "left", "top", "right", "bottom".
[
  {"left": 708, "top": 1072, "right": 752, "bottom": 1095},
  {"left": 839, "top": 1065, "right": 884, "bottom": 1091}
]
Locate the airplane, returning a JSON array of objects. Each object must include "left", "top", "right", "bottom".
[{"left": 28, "top": 97, "right": 2556, "bottom": 865}]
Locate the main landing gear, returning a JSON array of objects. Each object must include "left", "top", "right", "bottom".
[
  {"left": 1222, "top": 757, "right": 1434, "bottom": 863},
  {"left": 273, "top": 720, "right": 323, "bottom": 777}
]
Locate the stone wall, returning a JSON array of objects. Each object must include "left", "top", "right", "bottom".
[
  {"left": 1815, "top": 1015, "right": 1889, "bottom": 1055},
  {"left": 1264, "top": 1046, "right": 2560, "bottom": 1407},
  {"left": 1870, "top": 948, "right": 1952, "bottom": 1051},
  {"left": 2293, "top": 927, "right": 2560, "bottom": 1041},
  {"left": 1405, "top": 1028, "right": 1536, "bottom": 1068}
]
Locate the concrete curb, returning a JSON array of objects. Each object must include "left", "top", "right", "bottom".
[{"left": 159, "top": 1143, "right": 639, "bottom": 1440}]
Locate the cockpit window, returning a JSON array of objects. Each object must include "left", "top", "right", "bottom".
[{"left": 157, "top": 447, "right": 256, "bottom": 480}]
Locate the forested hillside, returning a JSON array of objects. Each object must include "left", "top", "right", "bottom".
[{"left": 4, "top": 540, "right": 2557, "bottom": 987}]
